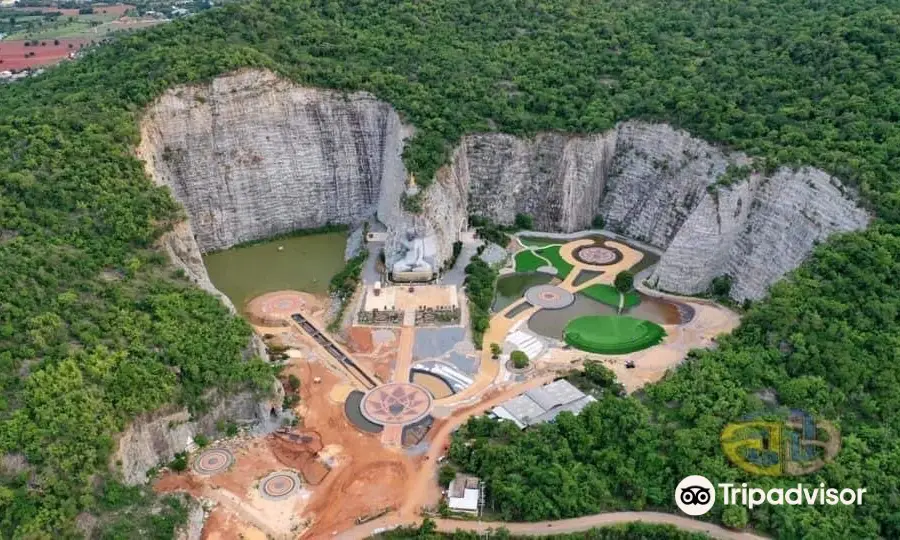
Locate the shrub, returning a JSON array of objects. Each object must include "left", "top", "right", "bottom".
[
  {"left": 514, "top": 213, "right": 534, "bottom": 230},
  {"left": 709, "top": 274, "right": 733, "bottom": 298},
  {"left": 169, "top": 453, "right": 188, "bottom": 472},
  {"left": 287, "top": 374, "right": 301, "bottom": 392},
  {"left": 510, "top": 350, "right": 529, "bottom": 369},
  {"left": 489, "top": 342, "right": 502, "bottom": 359},
  {"left": 614, "top": 271, "right": 634, "bottom": 293},
  {"left": 438, "top": 465, "right": 456, "bottom": 487},
  {"left": 722, "top": 506, "right": 749, "bottom": 529},
  {"left": 464, "top": 257, "right": 498, "bottom": 348},
  {"left": 283, "top": 393, "right": 300, "bottom": 410},
  {"left": 592, "top": 215, "right": 606, "bottom": 228},
  {"left": 193, "top": 434, "right": 209, "bottom": 448}
]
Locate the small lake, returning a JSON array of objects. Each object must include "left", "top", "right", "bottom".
[
  {"left": 203, "top": 232, "right": 347, "bottom": 309},
  {"left": 492, "top": 272, "right": 554, "bottom": 312},
  {"left": 527, "top": 292, "right": 682, "bottom": 339}
]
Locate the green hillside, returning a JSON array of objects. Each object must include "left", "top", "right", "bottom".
[{"left": 1, "top": 0, "right": 899, "bottom": 537}]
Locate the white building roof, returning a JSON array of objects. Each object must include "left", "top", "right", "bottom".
[
  {"left": 448, "top": 488, "right": 479, "bottom": 512},
  {"left": 491, "top": 379, "right": 595, "bottom": 429},
  {"left": 525, "top": 379, "right": 584, "bottom": 410}
]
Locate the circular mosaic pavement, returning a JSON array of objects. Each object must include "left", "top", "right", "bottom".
[
  {"left": 193, "top": 448, "right": 234, "bottom": 475},
  {"left": 574, "top": 245, "right": 621, "bottom": 265},
  {"left": 259, "top": 471, "right": 301, "bottom": 501},
  {"left": 245, "top": 291, "right": 308, "bottom": 325},
  {"left": 360, "top": 382, "right": 434, "bottom": 426},
  {"left": 252, "top": 292, "right": 305, "bottom": 316},
  {"left": 524, "top": 285, "right": 575, "bottom": 309}
]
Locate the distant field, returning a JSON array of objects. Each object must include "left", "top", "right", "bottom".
[
  {"left": 3, "top": 3, "right": 134, "bottom": 17},
  {"left": 0, "top": 4, "right": 152, "bottom": 42},
  {"left": 0, "top": 38, "right": 91, "bottom": 70}
]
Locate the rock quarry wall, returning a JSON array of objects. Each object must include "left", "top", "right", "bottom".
[
  {"left": 114, "top": 384, "right": 284, "bottom": 485},
  {"left": 140, "top": 69, "right": 869, "bottom": 306},
  {"left": 138, "top": 69, "right": 411, "bottom": 252},
  {"left": 462, "top": 122, "right": 869, "bottom": 300}
]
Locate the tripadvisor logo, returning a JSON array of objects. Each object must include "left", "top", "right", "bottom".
[{"left": 720, "top": 408, "right": 840, "bottom": 476}]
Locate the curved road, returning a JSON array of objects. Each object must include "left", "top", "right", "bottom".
[
  {"left": 432, "top": 514, "right": 765, "bottom": 539},
  {"left": 351, "top": 513, "right": 764, "bottom": 539}
]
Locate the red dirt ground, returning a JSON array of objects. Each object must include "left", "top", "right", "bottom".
[
  {"left": 345, "top": 326, "right": 398, "bottom": 383},
  {"left": 155, "top": 320, "right": 417, "bottom": 539},
  {"left": 0, "top": 39, "right": 93, "bottom": 70},
  {"left": 284, "top": 349, "right": 415, "bottom": 537}
]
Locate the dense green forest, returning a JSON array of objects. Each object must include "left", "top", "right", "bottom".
[{"left": 0, "top": 0, "right": 898, "bottom": 536}]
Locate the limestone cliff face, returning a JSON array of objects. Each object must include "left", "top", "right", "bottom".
[
  {"left": 114, "top": 385, "right": 283, "bottom": 485},
  {"left": 464, "top": 132, "right": 617, "bottom": 232},
  {"left": 651, "top": 168, "right": 869, "bottom": 300},
  {"left": 138, "top": 69, "right": 410, "bottom": 252},
  {"left": 462, "top": 122, "right": 869, "bottom": 300},
  {"left": 140, "top": 69, "right": 869, "bottom": 305}
]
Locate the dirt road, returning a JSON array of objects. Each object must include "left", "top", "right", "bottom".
[{"left": 430, "top": 513, "right": 766, "bottom": 539}]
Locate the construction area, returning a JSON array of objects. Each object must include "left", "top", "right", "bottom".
[{"left": 152, "top": 229, "right": 740, "bottom": 539}]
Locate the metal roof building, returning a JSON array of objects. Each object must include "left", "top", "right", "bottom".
[
  {"left": 447, "top": 474, "right": 481, "bottom": 514},
  {"left": 491, "top": 379, "right": 596, "bottom": 429}
]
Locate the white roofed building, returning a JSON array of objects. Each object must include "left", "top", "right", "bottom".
[{"left": 490, "top": 379, "right": 596, "bottom": 429}]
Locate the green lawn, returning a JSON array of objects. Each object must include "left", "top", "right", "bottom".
[
  {"left": 514, "top": 245, "right": 573, "bottom": 278},
  {"left": 581, "top": 283, "right": 641, "bottom": 309},
  {"left": 564, "top": 315, "right": 666, "bottom": 354}
]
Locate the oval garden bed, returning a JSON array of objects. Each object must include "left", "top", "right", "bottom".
[{"left": 563, "top": 315, "right": 666, "bottom": 354}]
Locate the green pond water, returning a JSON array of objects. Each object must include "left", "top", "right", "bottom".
[
  {"left": 527, "top": 293, "right": 681, "bottom": 339},
  {"left": 492, "top": 272, "right": 554, "bottom": 312},
  {"left": 202, "top": 232, "right": 347, "bottom": 309}
]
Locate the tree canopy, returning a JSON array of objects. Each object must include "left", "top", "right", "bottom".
[{"left": 1, "top": 0, "right": 899, "bottom": 536}]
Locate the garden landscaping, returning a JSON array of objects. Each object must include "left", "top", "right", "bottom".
[
  {"left": 514, "top": 245, "right": 573, "bottom": 278},
  {"left": 581, "top": 283, "right": 640, "bottom": 309},
  {"left": 563, "top": 315, "right": 666, "bottom": 354}
]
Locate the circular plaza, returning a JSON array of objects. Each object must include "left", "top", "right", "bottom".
[
  {"left": 193, "top": 448, "right": 234, "bottom": 475},
  {"left": 524, "top": 284, "right": 575, "bottom": 309},
  {"left": 573, "top": 245, "right": 622, "bottom": 266},
  {"left": 259, "top": 471, "right": 301, "bottom": 501},
  {"left": 244, "top": 290, "right": 307, "bottom": 325},
  {"left": 359, "top": 382, "right": 434, "bottom": 426}
]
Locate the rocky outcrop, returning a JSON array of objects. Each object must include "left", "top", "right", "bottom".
[
  {"left": 384, "top": 144, "right": 471, "bottom": 269},
  {"left": 138, "top": 69, "right": 411, "bottom": 253},
  {"left": 114, "top": 384, "right": 283, "bottom": 485},
  {"left": 651, "top": 168, "right": 869, "bottom": 300},
  {"left": 140, "top": 69, "right": 869, "bottom": 305}
]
